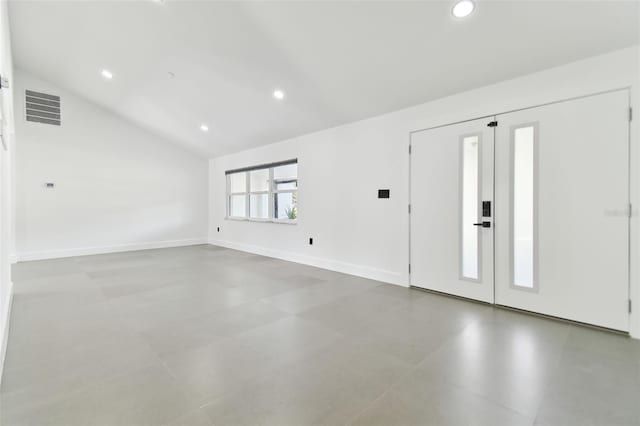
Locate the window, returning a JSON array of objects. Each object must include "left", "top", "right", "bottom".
[
  {"left": 460, "top": 134, "right": 481, "bottom": 281},
  {"left": 273, "top": 163, "right": 298, "bottom": 220},
  {"left": 249, "top": 169, "right": 269, "bottom": 219},
  {"left": 511, "top": 124, "right": 537, "bottom": 290},
  {"left": 226, "top": 159, "right": 297, "bottom": 223},
  {"left": 228, "top": 173, "right": 247, "bottom": 218}
]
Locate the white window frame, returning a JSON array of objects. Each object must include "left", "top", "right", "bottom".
[
  {"left": 248, "top": 168, "right": 271, "bottom": 221},
  {"left": 226, "top": 173, "right": 248, "bottom": 220},
  {"left": 225, "top": 159, "right": 297, "bottom": 224},
  {"left": 272, "top": 166, "right": 299, "bottom": 224}
]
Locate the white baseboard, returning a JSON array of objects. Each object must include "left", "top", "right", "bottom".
[
  {"left": 16, "top": 238, "right": 208, "bottom": 262},
  {"left": 209, "top": 238, "right": 407, "bottom": 287},
  {"left": 0, "top": 280, "right": 14, "bottom": 387}
]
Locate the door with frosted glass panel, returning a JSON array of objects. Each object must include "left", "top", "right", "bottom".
[
  {"left": 494, "top": 90, "right": 630, "bottom": 331},
  {"left": 410, "top": 117, "right": 495, "bottom": 303}
]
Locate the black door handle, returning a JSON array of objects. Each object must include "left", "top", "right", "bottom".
[{"left": 473, "top": 222, "right": 491, "bottom": 228}]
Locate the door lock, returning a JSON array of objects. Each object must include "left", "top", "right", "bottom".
[
  {"left": 482, "top": 201, "right": 491, "bottom": 217},
  {"left": 473, "top": 222, "right": 491, "bottom": 228}
]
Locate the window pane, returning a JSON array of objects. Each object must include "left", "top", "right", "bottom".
[
  {"left": 274, "top": 192, "right": 297, "bottom": 220},
  {"left": 274, "top": 163, "right": 297, "bottom": 192},
  {"left": 513, "top": 126, "right": 535, "bottom": 288},
  {"left": 461, "top": 135, "right": 479, "bottom": 280},
  {"left": 249, "top": 168, "right": 269, "bottom": 192},
  {"left": 275, "top": 180, "right": 297, "bottom": 191},
  {"left": 250, "top": 193, "right": 269, "bottom": 219},
  {"left": 273, "top": 163, "right": 297, "bottom": 180},
  {"left": 229, "top": 194, "right": 246, "bottom": 217},
  {"left": 229, "top": 172, "right": 246, "bottom": 193}
]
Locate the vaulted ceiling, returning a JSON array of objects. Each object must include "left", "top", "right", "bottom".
[{"left": 9, "top": 1, "right": 640, "bottom": 157}]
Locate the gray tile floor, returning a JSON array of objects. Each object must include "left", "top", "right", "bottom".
[{"left": 1, "top": 244, "right": 639, "bottom": 426}]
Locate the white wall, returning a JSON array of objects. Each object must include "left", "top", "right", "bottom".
[
  {"left": 14, "top": 70, "right": 208, "bottom": 260},
  {"left": 209, "top": 46, "right": 640, "bottom": 338},
  {"left": 0, "top": 0, "right": 16, "bottom": 385}
]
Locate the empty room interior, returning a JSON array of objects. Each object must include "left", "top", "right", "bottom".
[{"left": 0, "top": 0, "right": 640, "bottom": 425}]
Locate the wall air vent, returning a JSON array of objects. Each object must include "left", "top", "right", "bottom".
[{"left": 25, "top": 89, "right": 61, "bottom": 126}]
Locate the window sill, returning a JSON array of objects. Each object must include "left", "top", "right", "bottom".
[{"left": 225, "top": 217, "right": 298, "bottom": 225}]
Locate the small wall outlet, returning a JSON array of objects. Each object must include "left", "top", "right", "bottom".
[
  {"left": 217, "top": 227, "right": 220, "bottom": 232},
  {"left": 309, "top": 237, "right": 313, "bottom": 245},
  {"left": 45, "top": 182, "right": 54, "bottom": 188}
]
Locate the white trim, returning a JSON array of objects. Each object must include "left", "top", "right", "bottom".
[
  {"left": 271, "top": 218, "right": 297, "bottom": 225},
  {"left": 8, "top": 253, "right": 17, "bottom": 264},
  {"left": 209, "top": 238, "right": 406, "bottom": 287},
  {"left": 0, "top": 280, "right": 14, "bottom": 387},
  {"left": 224, "top": 217, "right": 297, "bottom": 225},
  {"left": 408, "top": 86, "right": 631, "bottom": 136},
  {"left": 15, "top": 238, "right": 207, "bottom": 262}
]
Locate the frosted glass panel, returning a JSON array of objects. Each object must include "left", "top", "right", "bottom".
[
  {"left": 229, "top": 194, "right": 246, "bottom": 217},
  {"left": 461, "top": 135, "right": 480, "bottom": 280},
  {"left": 250, "top": 193, "right": 269, "bottom": 219},
  {"left": 249, "top": 169, "right": 269, "bottom": 192},
  {"left": 513, "top": 126, "right": 535, "bottom": 288},
  {"left": 229, "top": 173, "right": 246, "bottom": 193}
]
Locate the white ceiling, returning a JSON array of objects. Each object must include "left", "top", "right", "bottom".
[{"left": 9, "top": 0, "right": 640, "bottom": 157}]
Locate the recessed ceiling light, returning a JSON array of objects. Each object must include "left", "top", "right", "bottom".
[
  {"left": 273, "top": 89, "right": 285, "bottom": 100},
  {"left": 452, "top": 0, "right": 475, "bottom": 18},
  {"left": 101, "top": 69, "right": 113, "bottom": 79},
  {"left": 200, "top": 124, "right": 209, "bottom": 132}
]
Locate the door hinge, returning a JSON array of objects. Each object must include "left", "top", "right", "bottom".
[
  {"left": 630, "top": 107, "right": 633, "bottom": 122},
  {"left": 408, "top": 204, "right": 411, "bottom": 214},
  {"left": 409, "top": 263, "right": 411, "bottom": 274},
  {"left": 409, "top": 144, "right": 412, "bottom": 154},
  {"left": 629, "top": 299, "right": 632, "bottom": 314},
  {"left": 487, "top": 121, "right": 498, "bottom": 127},
  {"left": 629, "top": 203, "right": 633, "bottom": 218}
]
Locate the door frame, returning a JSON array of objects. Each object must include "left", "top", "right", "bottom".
[{"left": 408, "top": 87, "right": 632, "bottom": 329}]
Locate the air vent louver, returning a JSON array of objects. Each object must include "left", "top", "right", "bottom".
[{"left": 25, "top": 90, "right": 61, "bottom": 126}]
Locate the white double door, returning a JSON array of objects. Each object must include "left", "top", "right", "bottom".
[{"left": 410, "top": 90, "right": 630, "bottom": 331}]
